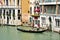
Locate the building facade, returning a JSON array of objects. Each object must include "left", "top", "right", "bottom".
[
  {"left": 30, "top": 0, "right": 40, "bottom": 27},
  {"left": 0, "top": 0, "right": 21, "bottom": 25},
  {"left": 21, "top": 0, "right": 30, "bottom": 25},
  {"left": 39, "top": 0, "right": 60, "bottom": 32},
  {"left": 30, "top": 0, "right": 60, "bottom": 32}
]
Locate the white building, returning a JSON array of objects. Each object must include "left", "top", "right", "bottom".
[
  {"left": 0, "top": 0, "right": 21, "bottom": 26},
  {"left": 40, "top": 0, "right": 60, "bottom": 32},
  {"left": 30, "top": 0, "right": 60, "bottom": 33}
]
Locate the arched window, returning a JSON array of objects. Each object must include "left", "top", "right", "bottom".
[
  {"left": 3, "top": 9, "right": 5, "bottom": 19},
  {"left": 18, "top": 10, "right": 20, "bottom": 20},
  {"left": 9, "top": 9, "right": 11, "bottom": 19},
  {"left": 13, "top": 9, "right": 15, "bottom": 20}
]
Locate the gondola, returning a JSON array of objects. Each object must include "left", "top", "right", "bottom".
[{"left": 17, "top": 28, "right": 46, "bottom": 33}]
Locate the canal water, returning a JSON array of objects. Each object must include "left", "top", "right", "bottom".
[{"left": 0, "top": 26, "right": 60, "bottom": 40}]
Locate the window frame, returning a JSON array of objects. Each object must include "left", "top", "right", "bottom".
[{"left": 55, "top": 19, "right": 60, "bottom": 28}]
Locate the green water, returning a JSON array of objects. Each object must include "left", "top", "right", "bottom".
[{"left": 0, "top": 26, "right": 60, "bottom": 40}]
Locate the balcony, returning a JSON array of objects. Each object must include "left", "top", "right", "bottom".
[
  {"left": 31, "top": 13, "right": 40, "bottom": 17},
  {"left": 0, "top": 5, "right": 21, "bottom": 9}
]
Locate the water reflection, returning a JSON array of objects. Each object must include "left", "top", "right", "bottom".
[{"left": 0, "top": 26, "right": 60, "bottom": 40}]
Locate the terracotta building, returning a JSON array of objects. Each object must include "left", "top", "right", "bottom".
[{"left": 21, "top": 0, "right": 30, "bottom": 25}]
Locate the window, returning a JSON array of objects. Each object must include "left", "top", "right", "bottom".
[
  {"left": 34, "top": 6, "right": 40, "bottom": 14},
  {"left": 13, "top": 10, "right": 15, "bottom": 20},
  {"left": 30, "top": 7, "right": 32, "bottom": 14},
  {"left": 35, "top": 20, "right": 40, "bottom": 24},
  {"left": 18, "top": 16, "right": 20, "bottom": 20},
  {"left": 35, "top": 20, "right": 37, "bottom": 24},
  {"left": 38, "top": 20, "right": 40, "bottom": 24},
  {"left": 3, "top": 9, "right": 5, "bottom": 19},
  {"left": 41, "top": 17, "right": 46, "bottom": 25},
  {"left": 9, "top": 10, "right": 11, "bottom": 19},
  {"left": 34, "top": 6, "right": 36, "bottom": 12},
  {"left": 30, "top": 17, "right": 32, "bottom": 22},
  {"left": 46, "top": 6, "right": 56, "bottom": 14},
  {"left": 18, "top": 10, "right": 20, "bottom": 20},
  {"left": 17, "top": 0, "right": 19, "bottom": 6},
  {"left": 34, "top": 6, "right": 37, "bottom": 14},
  {"left": 18, "top": 10, "right": 20, "bottom": 13},
  {"left": 6, "top": 0, "right": 8, "bottom": 5},
  {"left": 9, "top": 10, "right": 11, "bottom": 13},
  {"left": 55, "top": 19, "right": 60, "bottom": 27}
]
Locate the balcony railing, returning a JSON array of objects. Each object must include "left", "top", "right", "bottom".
[
  {"left": 39, "top": 0, "right": 56, "bottom": 3},
  {"left": 0, "top": 5, "right": 21, "bottom": 8},
  {"left": 44, "top": 0, "right": 56, "bottom": 3},
  {"left": 31, "top": 13, "right": 40, "bottom": 17}
]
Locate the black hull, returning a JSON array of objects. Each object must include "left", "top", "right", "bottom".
[{"left": 17, "top": 28, "right": 46, "bottom": 33}]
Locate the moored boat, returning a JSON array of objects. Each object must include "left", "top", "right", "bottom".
[{"left": 17, "top": 28, "right": 46, "bottom": 33}]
